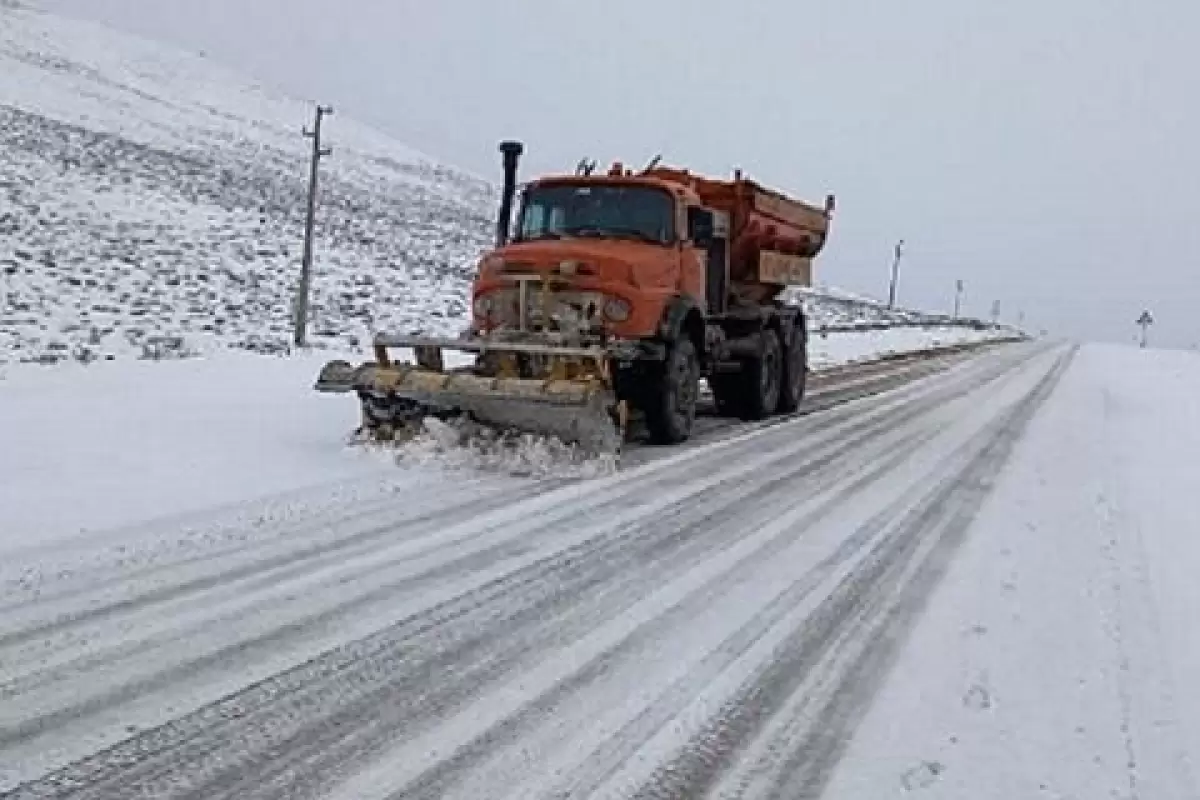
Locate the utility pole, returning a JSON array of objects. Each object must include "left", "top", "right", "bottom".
[
  {"left": 1136, "top": 310, "right": 1153, "bottom": 348},
  {"left": 953, "top": 279, "right": 964, "bottom": 319},
  {"left": 887, "top": 239, "right": 905, "bottom": 309},
  {"left": 294, "top": 103, "right": 334, "bottom": 349}
]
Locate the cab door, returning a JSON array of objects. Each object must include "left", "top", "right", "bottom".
[{"left": 686, "top": 207, "right": 726, "bottom": 315}]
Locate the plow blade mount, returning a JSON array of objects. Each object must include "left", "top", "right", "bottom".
[{"left": 315, "top": 339, "right": 625, "bottom": 457}]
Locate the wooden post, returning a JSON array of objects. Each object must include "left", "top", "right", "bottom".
[{"left": 295, "top": 104, "right": 333, "bottom": 348}]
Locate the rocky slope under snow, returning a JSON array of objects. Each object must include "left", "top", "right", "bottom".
[{"left": 0, "top": 4, "right": 497, "bottom": 364}]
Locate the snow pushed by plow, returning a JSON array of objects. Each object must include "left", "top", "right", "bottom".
[{"left": 384, "top": 415, "right": 620, "bottom": 481}]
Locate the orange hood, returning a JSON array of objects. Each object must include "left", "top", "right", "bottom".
[{"left": 478, "top": 238, "right": 676, "bottom": 288}]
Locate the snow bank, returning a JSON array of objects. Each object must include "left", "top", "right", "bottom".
[
  {"left": 0, "top": 350, "right": 382, "bottom": 554},
  {"left": 0, "top": 345, "right": 624, "bottom": 555},
  {"left": 824, "top": 342, "right": 1200, "bottom": 799}
]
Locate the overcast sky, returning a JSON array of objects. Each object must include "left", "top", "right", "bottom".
[{"left": 41, "top": 0, "right": 1200, "bottom": 348}]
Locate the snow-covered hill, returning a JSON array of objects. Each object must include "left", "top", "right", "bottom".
[
  {"left": 0, "top": 3, "right": 497, "bottom": 364},
  {"left": 0, "top": 3, "right": 1008, "bottom": 367}
]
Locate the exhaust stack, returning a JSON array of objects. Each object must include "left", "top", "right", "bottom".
[{"left": 496, "top": 140, "right": 524, "bottom": 247}]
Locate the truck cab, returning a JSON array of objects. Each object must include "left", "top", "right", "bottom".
[{"left": 470, "top": 167, "right": 714, "bottom": 349}]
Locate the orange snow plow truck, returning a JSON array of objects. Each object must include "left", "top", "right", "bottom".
[{"left": 315, "top": 141, "right": 835, "bottom": 456}]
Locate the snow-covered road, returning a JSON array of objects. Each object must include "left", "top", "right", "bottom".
[
  {"left": 0, "top": 339, "right": 1072, "bottom": 798},
  {"left": 823, "top": 342, "right": 1200, "bottom": 800}
]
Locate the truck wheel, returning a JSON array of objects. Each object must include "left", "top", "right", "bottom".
[
  {"left": 739, "top": 329, "right": 783, "bottom": 421},
  {"left": 645, "top": 337, "right": 699, "bottom": 444},
  {"left": 709, "top": 373, "right": 743, "bottom": 417},
  {"left": 776, "top": 323, "right": 807, "bottom": 413}
]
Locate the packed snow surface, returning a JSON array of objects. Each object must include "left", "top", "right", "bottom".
[
  {"left": 823, "top": 342, "right": 1200, "bottom": 799},
  {"left": 5, "top": 341, "right": 1198, "bottom": 798},
  {"left": 1, "top": 338, "right": 1092, "bottom": 797}
]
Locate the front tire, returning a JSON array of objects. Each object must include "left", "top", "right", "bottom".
[{"left": 645, "top": 337, "right": 700, "bottom": 444}]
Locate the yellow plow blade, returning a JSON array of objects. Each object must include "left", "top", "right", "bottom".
[{"left": 315, "top": 337, "right": 625, "bottom": 458}]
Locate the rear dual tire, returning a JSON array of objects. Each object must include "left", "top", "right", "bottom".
[
  {"left": 777, "top": 322, "right": 807, "bottom": 413},
  {"left": 711, "top": 324, "right": 806, "bottom": 420}
]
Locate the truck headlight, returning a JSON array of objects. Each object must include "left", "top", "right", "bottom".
[{"left": 603, "top": 296, "right": 631, "bottom": 322}]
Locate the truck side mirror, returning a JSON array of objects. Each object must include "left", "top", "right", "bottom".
[{"left": 688, "top": 207, "right": 714, "bottom": 247}]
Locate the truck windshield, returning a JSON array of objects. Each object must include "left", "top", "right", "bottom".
[{"left": 515, "top": 184, "right": 675, "bottom": 245}]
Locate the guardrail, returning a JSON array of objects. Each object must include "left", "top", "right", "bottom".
[
  {"left": 808, "top": 331, "right": 1026, "bottom": 375},
  {"left": 796, "top": 288, "right": 1023, "bottom": 337},
  {"left": 813, "top": 319, "right": 1023, "bottom": 335}
]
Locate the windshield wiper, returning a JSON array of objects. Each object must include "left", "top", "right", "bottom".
[{"left": 564, "top": 226, "right": 663, "bottom": 245}]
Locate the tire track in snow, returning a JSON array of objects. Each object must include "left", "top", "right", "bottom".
[
  {"left": 128, "top": 349, "right": 1044, "bottom": 800},
  {"left": 622, "top": 343, "right": 1000, "bottom": 467},
  {"left": 4, "top": 338, "right": 1023, "bottom": 678},
  {"left": 698, "top": 344, "right": 1076, "bottom": 800},
  {"left": 450, "top": 344, "right": 1071, "bottom": 800},
  {"left": 386, "top": 353, "right": 1039, "bottom": 799},
  {"left": 3, "top": 349, "right": 1011, "bottom": 795},
  {"left": 0, "top": 340, "right": 1054, "bottom": 797},
  {"left": 355, "top": 344, "right": 1063, "bottom": 800},
  {"left": 393, "top": 433, "right": 947, "bottom": 800},
  {"left": 0, "top": 477, "right": 560, "bottom": 639}
]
